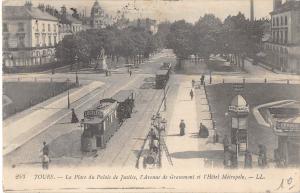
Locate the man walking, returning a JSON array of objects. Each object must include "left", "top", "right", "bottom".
[
  {"left": 190, "top": 89, "right": 194, "bottom": 100},
  {"left": 42, "top": 141, "right": 49, "bottom": 156}
]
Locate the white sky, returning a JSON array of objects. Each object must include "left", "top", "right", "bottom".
[{"left": 3, "top": 0, "right": 275, "bottom": 22}]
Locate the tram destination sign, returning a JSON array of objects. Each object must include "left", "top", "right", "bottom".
[{"left": 84, "top": 109, "right": 103, "bottom": 118}]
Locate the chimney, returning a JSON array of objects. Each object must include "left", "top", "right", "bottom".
[
  {"left": 273, "top": 0, "right": 282, "bottom": 11},
  {"left": 61, "top": 5, "right": 67, "bottom": 23},
  {"left": 250, "top": 0, "right": 254, "bottom": 22},
  {"left": 24, "top": 1, "right": 32, "bottom": 10}
]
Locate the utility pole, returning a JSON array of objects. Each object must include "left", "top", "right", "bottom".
[
  {"left": 67, "top": 90, "right": 70, "bottom": 109},
  {"left": 164, "top": 86, "right": 167, "bottom": 111}
]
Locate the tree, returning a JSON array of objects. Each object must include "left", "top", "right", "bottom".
[
  {"left": 166, "top": 20, "right": 194, "bottom": 68},
  {"left": 192, "top": 14, "right": 223, "bottom": 60}
]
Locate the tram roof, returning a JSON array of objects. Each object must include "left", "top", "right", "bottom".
[
  {"left": 112, "top": 90, "right": 134, "bottom": 102},
  {"left": 156, "top": 70, "right": 169, "bottom": 75}
]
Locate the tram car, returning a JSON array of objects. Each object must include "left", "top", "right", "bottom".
[
  {"left": 111, "top": 90, "right": 135, "bottom": 123},
  {"left": 81, "top": 90, "right": 136, "bottom": 152},
  {"left": 155, "top": 69, "right": 170, "bottom": 89},
  {"left": 81, "top": 99, "right": 119, "bottom": 152}
]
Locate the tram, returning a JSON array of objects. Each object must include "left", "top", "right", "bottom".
[{"left": 81, "top": 90, "right": 135, "bottom": 152}]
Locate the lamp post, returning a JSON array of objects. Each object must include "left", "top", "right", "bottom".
[
  {"left": 66, "top": 78, "right": 70, "bottom": 109},
  {"left": 74, "top": 54, "right": 79, "bottom": 86}
]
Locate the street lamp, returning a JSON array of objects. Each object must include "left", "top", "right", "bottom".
[
  {"left": 74, "top": 54, "right": 79, "bottom": 86},
  {"left": 66, "top": 78, "right": 70, "bottom": 109}
]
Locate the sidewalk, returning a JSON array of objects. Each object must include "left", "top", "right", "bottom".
[
  {"left": 3, "top": 81, "right": 104, "bottom": 155},
  {"left": 164, "top": 80, "right": 223, "bottom": 169}
]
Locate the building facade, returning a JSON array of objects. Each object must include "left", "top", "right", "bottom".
[
  {"left": 58, "top": 5, "right": 83, "bottom": 40},
  {"left": 90, "top": 0, "right": 113, "bottom": 29},
  {"left": 3, "top": 2, "right": 59, "bottom": 68},
  {"left": 263, "top": 0, "right": 300, "bottom": 74}
]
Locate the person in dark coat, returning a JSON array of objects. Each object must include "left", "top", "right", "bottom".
[
  {"left": 42, "top": 141, "right": 49, "bottom": 156},
  {"left": 71, "top": 108, "right": 79, "bottom": 123},
  {"left": 190, "top": 89, "right": 194, "bottom": 100},
  {"left": 179, "top": 120, "right": 186, "bottom": 136},
  {"left": 244, "top": 150, "right": 253, "bottom": 168},
  {"left": 200, "top": 75, "right": 205, "bottom": 85},
  {"left": 199, "top": 123, "right": 209, "bottom": 138}
]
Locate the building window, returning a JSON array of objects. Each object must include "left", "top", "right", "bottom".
[
  {"left": 18, "top": 23, "right": 24, "bottom": 32},
  {"left": 284, "top": 30, "right": 288, "bottom": 44},
  {"left": 17, "top": 35, "right": 25, "bottom": 48},
  {"left": 42, "top": 24, "right": 45, "bottom": 32},
  {"left": 48, "top": 24, "right": 51, "bottom": 32},
  {"left": 3, "top": 37, "right": 9, "bottom": 48},
  {"left": 54, "top": 36, "right": 57, "bottom": 45},
  {"left": 3, "top": 23, "right": 8, "bottom": 32},
  {"left": 48, "top": 36, "right": 52, "bottom": 46},
  {"left": 285, "top": 16, "right": 288, "bottom": 25},
  {"left": 42, "top": 35, "right": 46, "bottom": 46},
  {"left": 35, "top": 34, "right": 40, "bottom": 47},
  {"left": 35, "top": 21, "right": 39, "bottom": 32}
]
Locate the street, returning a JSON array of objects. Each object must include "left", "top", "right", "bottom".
[{"left": 3, "top": 49, "right": 300, "bottom": 169}]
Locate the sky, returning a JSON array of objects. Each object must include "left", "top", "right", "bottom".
[{"left": 3, "top": 0, "right": 275, "bottom": 22}]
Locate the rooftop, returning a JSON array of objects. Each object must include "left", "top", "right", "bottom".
[
  {"left": 230, "top": 95, "right": 247, "bottom": 107},
  {"left": 3, "top": 6, "right": 58, "bottom": 21},
  {"left": 270, "top": 0, "right": 300, "bottom": 15}
]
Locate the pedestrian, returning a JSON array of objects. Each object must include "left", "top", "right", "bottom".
[
  {"left": 199, "top": 123, "right": 209, "bottom": 138},
  {"left": 192, "top": 80, "right": 195, "bottom": 88},
  {"left": 200, "top": 74, "right": 205, "bottom": 85},
  {"left": 71, "top": 108, "right": 79, "bottom": 123},
  {"left": 129, "top": 70, "right": 132, "bottom": 76},
  {"left": 244, "top": 150, "right": 252, "bottom": 168},
  {"left": 42, "top": 141, "right": 49, "bottom": 156},
  {"left": 223, "top": 135, "right": 230, "bottom": 153},
  {"left": 42, "top": 154, "right": 50, "bottom": 170},
  {"left": 190, "top": 89, "right": 194, "bottom": 100},
  {"left": 179, "top": 120, "right": 186, "bottom": 136}
]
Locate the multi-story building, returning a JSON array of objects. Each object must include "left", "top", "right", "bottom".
[
  {"left": 90, "top": 0, "right": 113, "bottom": 29},
  {"left": 58, "top": 5, "right": 83, "bottom": 39},
  {"left": 263, "top": 0, "right": 300, "bottom": 74},
  {"left": 3, "top": 2, "right": 59, "bottom": 68}
]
